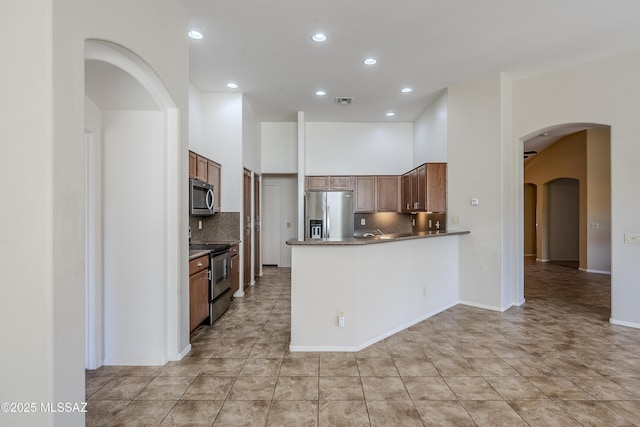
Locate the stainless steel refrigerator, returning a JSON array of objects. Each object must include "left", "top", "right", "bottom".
[{"left": 305, "top": 191, "right": 354, "bottom": 239}]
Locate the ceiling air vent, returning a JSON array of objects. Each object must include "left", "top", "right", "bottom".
[{"left": 335, "top": 97, "right": 353, "bottom": 105}]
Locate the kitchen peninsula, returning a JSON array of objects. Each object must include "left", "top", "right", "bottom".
[{"left": 287, "top": 230, "right": 469, "bottom": 351}]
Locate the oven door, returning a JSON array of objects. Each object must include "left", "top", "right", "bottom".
[{"left": 210, "top": 251, "right": 231, "bottom": 300}]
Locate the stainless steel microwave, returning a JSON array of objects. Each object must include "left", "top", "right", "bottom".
[{"left": 190, "top": 179, "right": 215, "bottom": 216}]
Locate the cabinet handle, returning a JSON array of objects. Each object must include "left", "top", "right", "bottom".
[{"left": 197, "top": 261, "right": 203, "bottom": 267}]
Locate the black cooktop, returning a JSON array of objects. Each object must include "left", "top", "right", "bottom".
[{"left": 190, "top": 242, "right": 231, "bottom": 256}]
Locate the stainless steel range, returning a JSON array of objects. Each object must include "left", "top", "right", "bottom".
[{"left": 190, "top": 243, "right": 232, "bottom": 324}]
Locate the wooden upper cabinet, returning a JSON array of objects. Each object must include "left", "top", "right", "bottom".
[
  {"left": 401, "top": 173, "right": 412, "bottom": 213},
  {"left": 305, "top": 176, "right": 353, "bottom": 191},
  {"left": 400, "top": 163, "right": 447, "bottom": 212},
  {"left": 354, "top": 176, "right": 376, "bottom": 213},
  {"left": 425, "top": 163, "right": 447, "bottom": 212},
  {"left": 195, "top": 155, "right": 208, "bottom": 182},
  {"left": 329, "top": 176, "right": 353, "bottom": 190},
  {"left": 376, "top": 176, "right": 400, "bottom": 212},
  {"left": 306, "top": 176, "right": 330, "bottom": 190},
  {"left": 188, "top": 151, "right": 197, "bottom": 179},
  {"left": 207, "top": 160, "right": 221, "bottom": 212},
  {"left": 416, "top": 164, "right": 427, "bottom": 211}
]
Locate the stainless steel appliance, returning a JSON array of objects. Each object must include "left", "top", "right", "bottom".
[
  {"left": 190, "top": 243, "right": 231, "bottom": 323},
  {"left": 305, "top": 191, "right": 354, "bottom": 239},
  {"left": 190, "top": 179, "right": 215, "bottom": 216}
]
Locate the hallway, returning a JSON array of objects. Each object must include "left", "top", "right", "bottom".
[{"left": 86, "top": 262, "right": 640, "bottom": 426}]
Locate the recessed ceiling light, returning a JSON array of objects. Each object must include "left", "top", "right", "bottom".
[
  {"left": 315, "top": 90, "right": 326, "bottom": 96},
  {"left": 386, "top": 112, "right": 395, "bottom": 117},
  {"left": 188, "top": 30, "right": 203, "bottom": 40},
  {"left": 363, "top": 58, "right": 377, "bottom": 65},
  {"left": 311, "top": 33, "right": 327, "bottom": 43},
  {"left": 401, "top": 87, "right": 413, "bottom": 93},
  {"left": 226, "top": 82, "right": 238, "bottom": 89}
]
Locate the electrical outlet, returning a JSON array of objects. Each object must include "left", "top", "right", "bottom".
[
  {"left": 624, "top": 233, "right": 640, "bottom": 244},
  {"left": 471, "top": 198, "right": 479, "bottom": 206},
  {"left": 451, "top": 215, "right": 461, "bottom": 224},
  {"left": 361, "top": 218, "right": 366, "bottom": 226},
  {"left": 338, "top": 316, "right": 345, "bottom": 327},
  {"left": 198, "top": 220, "right": 202, "bottom": 229}
]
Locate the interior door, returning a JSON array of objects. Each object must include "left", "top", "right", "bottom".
[
  {"left": 254, "top": 173, "right": 261, "bottom": 275},
  {"left": 262, "top": 184, "right": 281, "bottom": 266},
  {"left": 243, "top": 169, "right": 252, "bottom": 286}
]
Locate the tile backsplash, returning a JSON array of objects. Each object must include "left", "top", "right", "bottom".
[
  {"left": 190, "top": 212, "right": 240, "bottom": 243},
  {"left": 354, "top": 212, "right": 447, "bottom": 236}
]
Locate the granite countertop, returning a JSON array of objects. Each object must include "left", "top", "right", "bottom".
[
  {"left": 188, "top": 239, "right": 242, "bottom": 260},
  {"left": 286, "top": 230, "right": 470, "bottom": 246},
  {"left": 189, "top": 249, "right": 210, "bottom": 260}
]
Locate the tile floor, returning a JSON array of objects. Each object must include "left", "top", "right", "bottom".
[{"left": 86, "top": 259, "right": 640, "bottom": 426}]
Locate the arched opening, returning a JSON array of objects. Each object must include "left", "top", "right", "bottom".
[
  {"left": 84, "top": 40, "right": 182, "bottom": 368},
  {"left": 518, "top": 123, "right": 612, "bottom": 317}
]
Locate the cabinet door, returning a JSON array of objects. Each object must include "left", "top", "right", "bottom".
[
  {"left": 188, "top": 151, "right": 197, "bottom": 179},
  {"left": 306, "top": 176, "right": 330, "bottom": 190},
  {"left": 207, "top": 160, "right": 221, "bottom": 212},
  {"left": 330, "top": 176, "right": 353, "bottom": 190},
  {"left": 354, "top": 176, "right": 375, "bottom": 213},
  {"left": 189, "top": 269, "right": 209, "bottom": 332},
  {"left": 416, "top": 164, "right": 427, "bottom": 211},
  {"left": 195, "top": 155, "right": 208, "bottom": 182},
  {"left": 410, "top": 169, "right": 419, "bottom": 211},
  {"left": 426, "top": 163, "right": 447, "bottom": 212},
  {"left": 401, "top": 173, "right": 412, "bottom": 213},
  {"left": 376, "top": 176, "right": 400, "bottom": 212}
]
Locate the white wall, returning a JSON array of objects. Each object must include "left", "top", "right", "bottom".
[
  {"left": 197, "top": 93, "right": 244, "bottom": 212},
  {"left": 1, "top": 1, "right": 189, "bottom": 425},
  {"left": 0, "top": 3, "right": 55, "bottom": 425},
  {"left": 262, "top": 175, "right": 298, "bottom": 267},
  {"left": 102, "top": 111, "right": 166, "bottom": 364},
  {"left": 413, "top": 90, "right": 448, "bottom": 164},
  {"left": 305, "top": 122, "right": 413, "bottom": 175},
  {"left": 447, "top": 74, "right": 512, "bottom": 311},
  {"left": 513, "top": 49, "right": 640, "bottom": 328},
  {"left": 189, "top": 84, "right": 204, "bottom": 149},
  {"left": 243, "top": 97, "right": 261, "bottom": 174},
  {"left": 262, "top": 122, "right": 298, "bottom": 173},
  {"left": 586, "top": 128, "right": 612, "bottom": 273}
]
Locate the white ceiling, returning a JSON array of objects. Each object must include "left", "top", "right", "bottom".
[{"left": 182, "top": 0, "right": 640, "bottom": 123}]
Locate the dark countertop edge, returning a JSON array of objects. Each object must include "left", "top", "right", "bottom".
[
  {"left": 189, "top": 249, "right": 210, "bottom": 260},
  {"left": 286, "top": 230, "right": 471, "bottom": 246},
  {"left": 191, "top": 239, "right": 241, "bottom": 246},
  {"left": 189, "top": 240, "right": 242, "bottom": 260}
]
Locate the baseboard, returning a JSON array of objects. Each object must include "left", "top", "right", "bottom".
[
  {"left": 177, "top": 344, "right": 191, "bottom": 361},
  {"left": 289, "top": 301, "right": 458, "bottom": 353},
  {"left": 524, "top": 254, "right": 536, "bottom": 257},
  {"left": 579, "top": 267, "right": 611, "bottom": 275},
  {"left": 233, "top": 290, "right": 245, "bottom": 298},
  {"left": 515, "top": 298, "right": 525, "bottom": 307},
  {"left": 102, "top": 358, "right": 167, "bottom": 366},
  {"left": 610, "top": 318, "right": 640, "bottom": 330},
  {"left": 536, "top": 258, "right": 550, "bottom": 262},
  {"left": 458, "top": 300, "right": 504, "bottom": 312}
]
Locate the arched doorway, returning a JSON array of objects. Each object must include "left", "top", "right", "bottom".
[
  {"left": 518, "top": 123, "right": 612, "bottom": 309},
  {"left": 84, "top": 40, "right": 182, "bottom": 368}
]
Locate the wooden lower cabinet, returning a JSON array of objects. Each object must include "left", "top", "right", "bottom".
[
  {"left": 189, "top": 255, "right": 210, "bottom": 333},
  {"left": 230, "top": 244, "right": 240, "bottom": 297}
]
